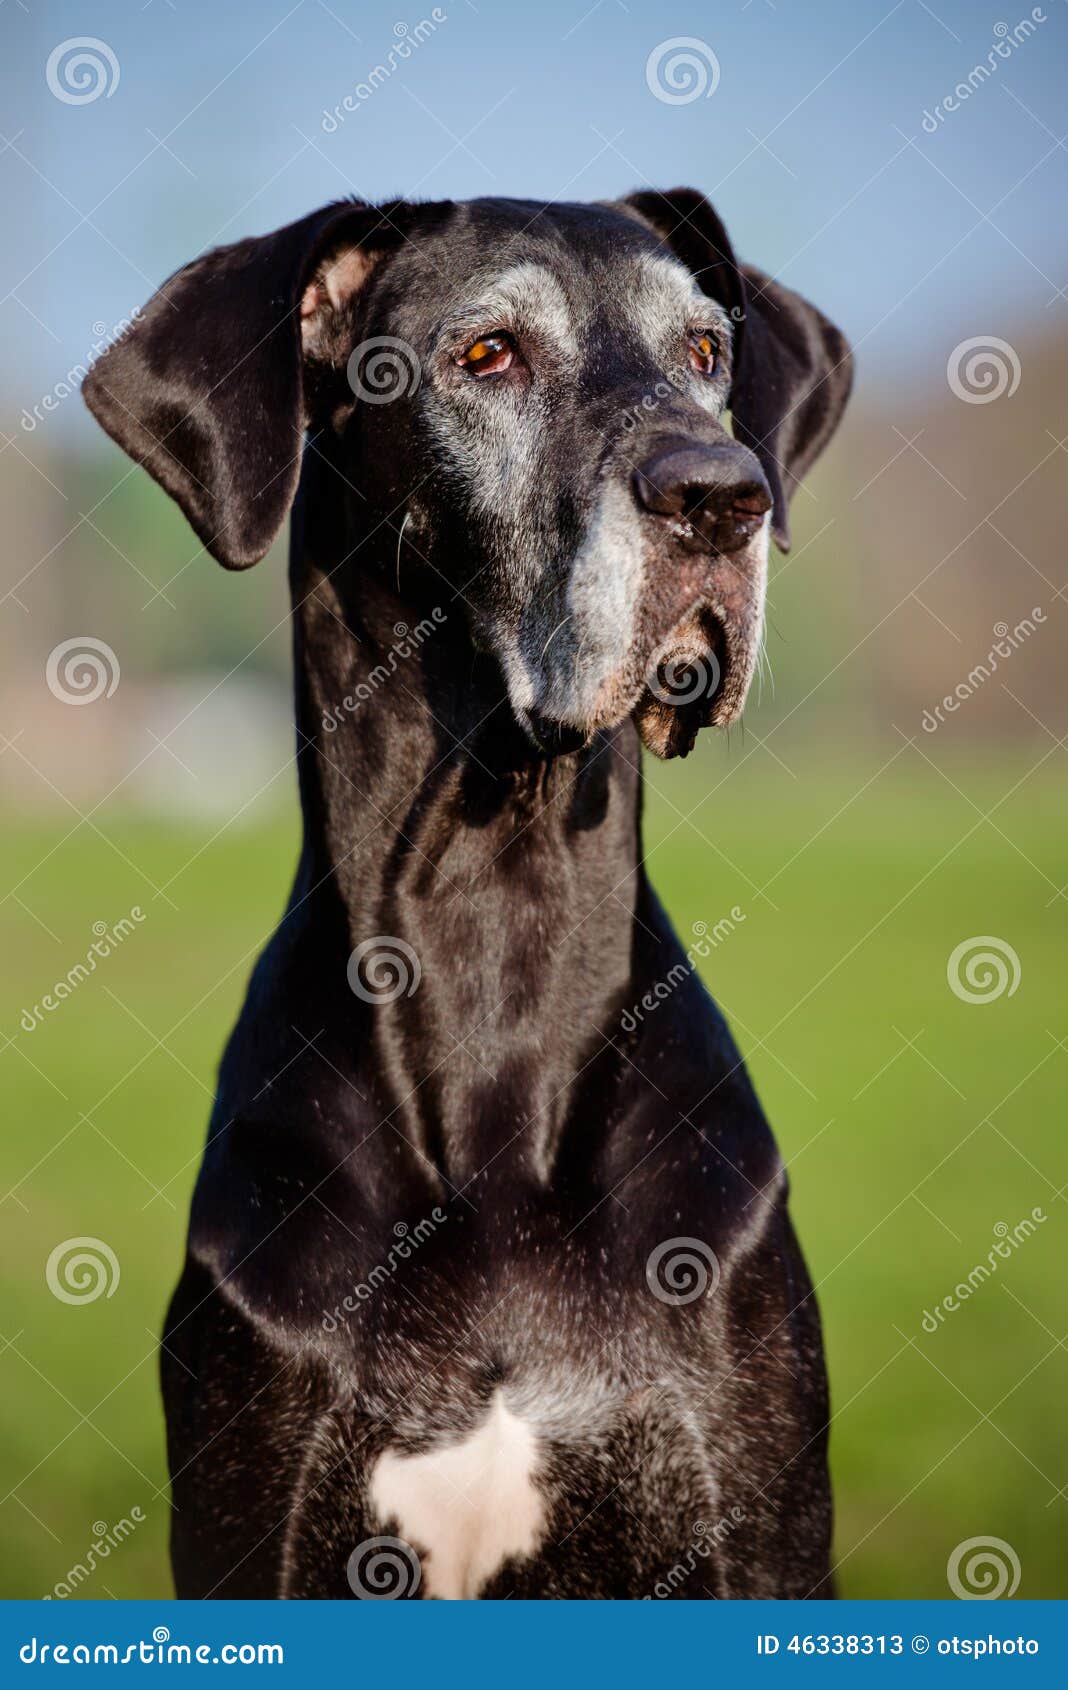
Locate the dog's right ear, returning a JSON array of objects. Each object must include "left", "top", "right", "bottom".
[{"left": 83, "top": 201, "right": 418, "bottom": 569}]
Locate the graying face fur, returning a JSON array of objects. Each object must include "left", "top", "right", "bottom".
[{"left": 349, "top": 199, "right": 772, "bottom": 758}]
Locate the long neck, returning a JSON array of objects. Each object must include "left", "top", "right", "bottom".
[{"left": 284, "top": 455, "right": 645, "bottom": 1186}]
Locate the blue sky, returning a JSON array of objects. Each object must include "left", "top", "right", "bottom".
[{"left": 2, "top": 0, "right": 1066, "bottom": 422}]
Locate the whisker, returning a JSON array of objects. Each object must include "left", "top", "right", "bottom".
[
  {"left": 541, "top": 613, "right": 573, "bottom": 660},
  {"left": 395, "top": 510, "right": 411, "bottom": 594}
]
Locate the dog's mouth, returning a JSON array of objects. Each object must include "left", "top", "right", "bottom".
[
  {"left": 518, "top": 608, "right": 740, "bottom": 761},
  {"left": 521, "top": 712, "right": 592, "bottom": 758},
  {"left": 632, "top": 607, "right": 732, "bottom": 759}
]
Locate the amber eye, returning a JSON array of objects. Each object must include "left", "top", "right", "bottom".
[
  {"left": 689, "top": 329, "right": 719, "bottom": 377},
  {"left": 458, "top": 332, "right": 515, "bottom": 376}
]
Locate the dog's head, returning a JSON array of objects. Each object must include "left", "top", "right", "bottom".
[{"left": 84, "top": 192, "right": 851, "bottom": 758}]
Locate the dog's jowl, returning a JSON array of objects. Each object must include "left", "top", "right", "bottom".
[{"left": 84, "top": 191, "right": 851, "bottom": 1599}]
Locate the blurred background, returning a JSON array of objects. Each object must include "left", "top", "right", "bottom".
[{"left": 1, "top": 0, "right": 1066, "bottom": 1600}]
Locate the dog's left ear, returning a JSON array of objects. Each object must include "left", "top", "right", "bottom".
[
  {"left": 622, "top": 188, "right": 853, "bottom": 550},
  {"left": 83, "top": 200, "right": 422, "bottom": 569}
]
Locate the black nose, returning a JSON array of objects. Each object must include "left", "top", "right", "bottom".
[{"left": 632, "top": 438, "right": 772, "bottom": 554}]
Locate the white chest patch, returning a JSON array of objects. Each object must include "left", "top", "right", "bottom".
[{"left": 369, "top": 1391, "right": 545, "bottom": 1599}]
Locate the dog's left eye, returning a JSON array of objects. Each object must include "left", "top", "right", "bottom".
[
  {"left": 458, "top": 333, "right": 515, "bottom": 376},
  {"left": 689, "top": 330, "right": 719, "bottom": 378}
]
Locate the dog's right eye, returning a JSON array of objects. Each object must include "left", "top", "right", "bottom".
[
  {"left": 688, "top": 330, "right": 719, "bottom": 378},
  {"left": 458, "top": 333, "right": 515, "bottom": 376}
]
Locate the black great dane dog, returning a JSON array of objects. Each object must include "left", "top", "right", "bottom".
[{"left": 84, "top": 190, "right": 852, "bottom": 1600}]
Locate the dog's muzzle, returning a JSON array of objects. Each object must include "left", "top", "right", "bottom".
[
  {"left": 631, "top": 438, "right": 771, "bottom": 557},
  {"left": 514, "top": 437, "right": 772, "bottom": 761},
  {"left": 628, "top": 437, "right": 772, "bottom": 758}
]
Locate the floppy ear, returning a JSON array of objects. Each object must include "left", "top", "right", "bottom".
[
  {"left": 621, "top": 188, "right": 853, "bottom": 551},
  {"left": 82, "top": 200, "right": 416, "bottom": 569}
]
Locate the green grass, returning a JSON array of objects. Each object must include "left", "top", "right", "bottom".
[{"left": 2, "top": 747, "right": 1065, "bottom": 1599}]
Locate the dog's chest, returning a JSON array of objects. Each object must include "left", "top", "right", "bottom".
[{"left": 368, "top": 1390, "right": 545, "bottom": 1598}]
